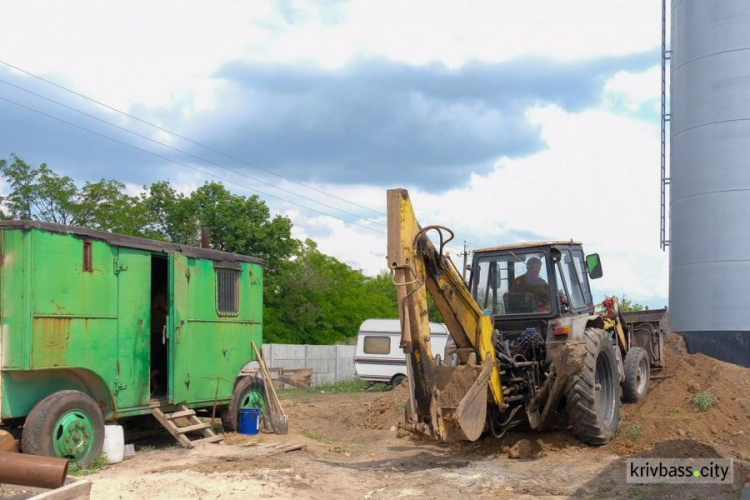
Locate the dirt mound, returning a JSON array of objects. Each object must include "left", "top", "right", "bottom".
[
  {"left": 355, "top": 384, "right": 409, "bottom": 430},
  {"left": 609, "top": 333, "right": 750, "bottom": 459}
]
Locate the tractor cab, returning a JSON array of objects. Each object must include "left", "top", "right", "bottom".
[{"left": 468, "top": 241, "right": 603, "bottom": 322}]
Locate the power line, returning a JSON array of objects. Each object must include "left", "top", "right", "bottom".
[
  {"left": 0, "top": 59, "right": 386, "bottom": 217},
  {"left": 0, "top": 77, "right": 386, "bottom": 229},
  {"left": 0, "top": 94, "right": 388, "bottom": 235},
  {"left": 0, "top": 61, "right": 473, "bottom": 254}
]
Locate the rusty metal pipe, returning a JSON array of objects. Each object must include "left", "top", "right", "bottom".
[
  {"left": 0, "top": 451, "right": 68, "bottom": 489},
  {"left": 201, "top": 226, "right": 211, "bottom": 249}
]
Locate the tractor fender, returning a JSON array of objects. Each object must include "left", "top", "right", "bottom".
[{"left": 568, "top": 315, "right": 605, "bottom": 340}]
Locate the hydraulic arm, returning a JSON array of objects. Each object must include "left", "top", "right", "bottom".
[{"left": 387, "top": 188, "right": 504, "bottom": 441}]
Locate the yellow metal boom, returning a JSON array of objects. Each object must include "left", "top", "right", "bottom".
[{"left": 387, "top": 188, "right": 503, "bottom": 441}]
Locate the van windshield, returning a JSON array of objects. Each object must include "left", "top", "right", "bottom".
[{"left": 471, "top": 251, "right": 552, "bottom": 316}]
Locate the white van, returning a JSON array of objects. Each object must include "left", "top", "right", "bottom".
[{"left": 354, "top": 319, "right": 450, "bottom": 387}]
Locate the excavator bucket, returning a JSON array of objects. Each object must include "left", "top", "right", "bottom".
[{"left": 429, "top": 358, "right": 492, "bottom": 442}]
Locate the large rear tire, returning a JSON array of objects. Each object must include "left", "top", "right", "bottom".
[
  {"left": 221, "top": 376, "right": 267, "bottom": 432},
  {"left": 21, "top": 390, "right": 105, "bottom": 467},
  {"left": 564, "top": 328, "right": 621, "bottom": 445},
  {"left": 622, "top": 347, "right": 650, "bottom": 403}
]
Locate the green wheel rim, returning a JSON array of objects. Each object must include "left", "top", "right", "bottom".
[
  {"left": 240, "top": 388, "right": 266, "bottom": 417},
  {"left": 52, "top": 410, "right": 95, "bottom": 461}
]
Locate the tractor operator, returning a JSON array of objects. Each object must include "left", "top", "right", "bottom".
[{"left": 510, "top": 257, "right": 550, "bottom": 311}]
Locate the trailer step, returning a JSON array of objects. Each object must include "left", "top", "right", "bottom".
[
  {"left": 152, "top": 404, "right": 224, "bottom": 449},
  {"left": 175, "top": 423, "right": 211, "bottom": 434},
  {"left": 166, "top": 409, "right": 197, "bottom": 420}
]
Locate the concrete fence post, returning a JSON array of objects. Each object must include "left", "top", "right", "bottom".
[{"left": 334, "top": 346, "right": 339, "bottom": 383}]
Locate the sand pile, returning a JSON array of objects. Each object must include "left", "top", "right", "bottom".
[
  {"left": 610, "top": 332, "right": 750, "bottom": 459},
  {"left": 355, "top": 384, "right": 409, "bottom": 430}
]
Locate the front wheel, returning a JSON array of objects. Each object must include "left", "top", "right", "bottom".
[
  {"left": 221, "top": 376, "right": 267, "bottom": 432},
  {"left": 21, "top": 390, "right": 105, "bottom": 467},
  {"left": 622, "top": 347, "right": 650, "bottom": 402},
  {"left": 564, "top": 328, "right": 621, "bottom": 445}
]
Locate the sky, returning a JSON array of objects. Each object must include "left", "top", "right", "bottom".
[{"left": 0, "top": 0, "right": 667, "bottom": 307}]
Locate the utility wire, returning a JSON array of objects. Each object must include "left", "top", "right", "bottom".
[
  {"left": 0, "top": 94, "right": 470, "bottom": 253},
  {"left": 0, "top": 94, "right": 387, "bottom": 235},
  {"left": 0, "top": 62, "right": 471, "bottom": 254},
  {"left": 0, "top": 59, "right": 386, "bottom": 217},
  {"left": 0, "top": 78, "right": 386, "bottom": 229}
]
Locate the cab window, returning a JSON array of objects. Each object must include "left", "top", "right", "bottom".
[
  {"left": 572, "top": 250, "right": 593, "bottom": 306},
  {"left": 557, "top": 250, "right": 588, "bottom": 310},
  {"left": 471, "top": 251, "right": 551, "bottom": 315}
]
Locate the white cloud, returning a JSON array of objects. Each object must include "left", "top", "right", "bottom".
[
  {"left": 0, "top": 0, "right": 660, "bottom": 112},
  {"left": 602, "top": 65, "right": 661, "bottom": 112}
]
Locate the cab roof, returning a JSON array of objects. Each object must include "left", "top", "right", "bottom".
[{"left": 473, "top": 240, "right": 582, "bottom": 254}]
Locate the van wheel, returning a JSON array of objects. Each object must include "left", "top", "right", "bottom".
[
  {"left": 21, "top": 390, "right": 105, "bottom": 467},
  {"left": 389, "top": 374, "right": 406, "bottom": 389},
  {"left": 221, "top": 376, "right": 267, "bottom": 432}
]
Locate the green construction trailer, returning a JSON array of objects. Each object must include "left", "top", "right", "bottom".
[{"left": 0, "top": 221, "right": 267, "bottom": 464}]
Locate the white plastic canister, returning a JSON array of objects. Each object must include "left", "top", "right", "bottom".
[{"left": 102, "top": 425, "right": 125, "bottom": 464}]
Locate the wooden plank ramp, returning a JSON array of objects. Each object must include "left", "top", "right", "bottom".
[{"left": 152, "top": 404, "right": 223, "bottom": 449}]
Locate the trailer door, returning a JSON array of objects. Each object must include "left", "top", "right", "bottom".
[
  {"left": 115, "top": 248, "right": 151, "bottom": 409},
  {"left": 169, "top": 252, "right": 190, "bottom": 403}
]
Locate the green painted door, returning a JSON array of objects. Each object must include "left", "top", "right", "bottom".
[
  {"left": 115, "top": 249, "right": 151, "bottom": 409},
  {"left": 169, "top": 252, "right": 190, "bottom": 403}
]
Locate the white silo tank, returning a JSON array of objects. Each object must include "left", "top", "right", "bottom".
[{"left": 669, "top": 0, "right": 750, "bottom": 366}]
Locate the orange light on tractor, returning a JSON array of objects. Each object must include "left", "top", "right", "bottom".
[{"left": 553, "top": 326, "right": 571, "bottom": 336}]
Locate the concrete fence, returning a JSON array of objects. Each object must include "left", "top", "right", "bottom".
[{"left": 260, "top": 344, "right": 357, "bottom": 386}]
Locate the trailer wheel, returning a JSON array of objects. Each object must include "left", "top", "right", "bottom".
[
  {"left": 622, "top": 347, "right": 650, "bottom": 403},
  {"left": 389, "top": 374, "right": 406, "bottom": 389},
  {"left": 564, "top": 328, "right": 621, "bottom": 445},
  {"left": 221, "top": 376, "right": 267, "bottom": 432},
  {"left": 21, "top": 390, "right": 105, "bottom": 467}
]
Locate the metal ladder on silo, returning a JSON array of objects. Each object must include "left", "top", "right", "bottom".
[{"left": 660, "top": 0, "right": 671, "bottom": 250}]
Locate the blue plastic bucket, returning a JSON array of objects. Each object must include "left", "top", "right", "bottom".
[{"left": 239, "top": 408, "right": 261, "bottom": 435}]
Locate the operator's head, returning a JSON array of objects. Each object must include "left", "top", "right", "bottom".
[{"left": 527, "top": 257, "right": 542, "bottom": 274}]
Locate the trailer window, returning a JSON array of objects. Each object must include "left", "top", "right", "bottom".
[
  {"left": 363, "top": 336, "right": 390, "bottom": 355},
  {"left": 216, "top": 268, "right": 240, "bottom": 316}
]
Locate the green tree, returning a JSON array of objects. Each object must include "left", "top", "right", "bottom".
[
  {"left": 143, "top": 181, "right": 298, "bottom": 270},
  {"left": 142, "top": 181, "right": 199, "bottom": 244},
  {"left": 264, "top": 241, "right": 397, "bottom": 344},
  {"left": 0, "top": 155, "right": 152, "bottom": 235},
  {"left": 618, "top": 294, "right": 645, "bottom": 312}
]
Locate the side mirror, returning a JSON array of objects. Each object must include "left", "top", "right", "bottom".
[{"left": 586, "top": 253, "right": 603, "bottom": 279}]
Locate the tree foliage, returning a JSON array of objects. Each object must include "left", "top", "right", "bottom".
[
  {"left": 618, "top": 294, "right": 645, "bottom": 313},
  {"left": 265, "top": 240, "right": 397, "bottom": 344},
  {"left": 0, "top": 156, "right": 399, "bottom": 344},
  {"left": 0, "top": 155, "right": 150, "bottom": 234}
]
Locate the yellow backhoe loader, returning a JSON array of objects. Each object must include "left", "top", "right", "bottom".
[{"left": 387, "top": 188, "right": 665, "bottom": 445}]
